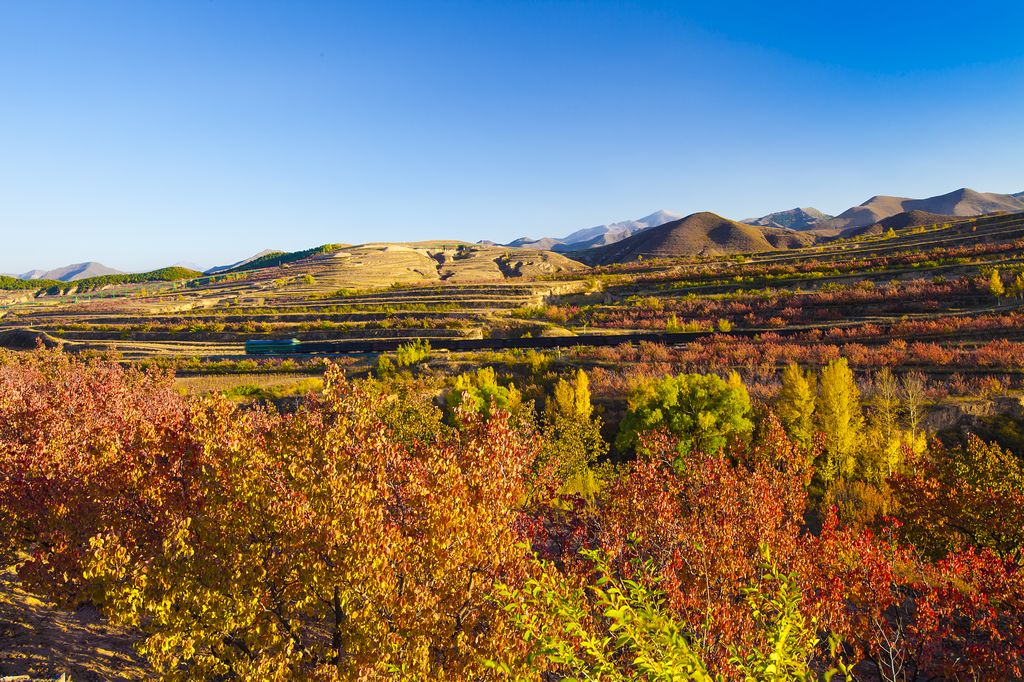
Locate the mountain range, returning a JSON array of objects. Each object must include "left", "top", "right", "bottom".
[
  {"left": 575, "top": 212, "right": 816, "bottom": 266},
  {"left": 4, "top": 187, "right": 1023, "bottom": 279},
  {"left": 5, "top": 262, "right": 124, "bottom": 282},
  {"left": 514, "top": 187, "right": 1024, "bottom": 256},
  {"left": 507, "top": 210, "right": 683, "bottom": 252},
  {"left": 742, "top": 207, "right": 832, "bottom": 230},
  {"left": 824, "top": 188, "right": 1024, "bottom": 231}
]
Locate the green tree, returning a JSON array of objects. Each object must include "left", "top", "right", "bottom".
[
  {"left": 775, "top": 363, "right": 816, "bottom": 448},
  {"left": 615, "top": 372, "right": 753, "bottom": 458},
  {"left": 446, "top": 366, "right": 522, "bottom": 420},
  {"left": 814, "top": 358, "right": 863, "bottom": 484}
]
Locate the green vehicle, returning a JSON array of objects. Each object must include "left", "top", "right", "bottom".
[{"left": 245, "top": 338, "right": 301, "bottom": 355}]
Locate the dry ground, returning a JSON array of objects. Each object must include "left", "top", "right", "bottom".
[{"left": 0, "top": 567, "right": 150, "bottom": 681}]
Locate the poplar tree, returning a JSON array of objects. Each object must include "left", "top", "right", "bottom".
[
  {"left": 815, "top": 358, "right": 863, "bottom": 484},
  {"left": 989, "top": 269, "right": 1005, "bottom": 298},
  {"left": 776, "top": 363, "right": 816, "bottom": 448},
  {"left": 866, "top": 367, "right": 903, "bottom": 480},
  {"left": 541, "top": 369, "right": 608, "bottom": 484}
]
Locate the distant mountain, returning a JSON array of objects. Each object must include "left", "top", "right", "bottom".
[
  {"left": 18, "top": 262, "right": 123, "bottom": 282},
  {"left": 575, "top": 212, "right": 787, "bottom": 265},
  {"left": 743, "top": 207, "right": 832, "bottom": 231},
  {"left": 507, "top": 210, "right": 683, "bottom": 252},
  {"left": 506, "top": 236, "right": 564, "bottom": 251},
  {"left": 828, "top": 188, "right": 1024, "bottom": 230},
  {"left": 205, "top": 249, "right": 281, "bottom": 275}
]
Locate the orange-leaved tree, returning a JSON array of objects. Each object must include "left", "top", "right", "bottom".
[{"left": 0, "top": 351, "right": 544, "bottom": 680}]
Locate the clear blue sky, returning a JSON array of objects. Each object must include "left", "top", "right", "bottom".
[{"left": 2, "top": 1, "right": 1023, "bottom": 273}]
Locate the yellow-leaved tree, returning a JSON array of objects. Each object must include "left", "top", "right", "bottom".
[
  {"left": 539, "top": 368, "right": 609, "bottom": 498},
  {"left": 775, "top": 363, "right": 817, "bottom": 450},
  {"left": 814, "top": 358, "right": 863, "bottom": 485}
]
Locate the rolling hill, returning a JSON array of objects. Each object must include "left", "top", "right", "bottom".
[
  {"left": 827, "top": 188, "right": 1024, "bottom": 230},
  {"left": 206, "top": 249, "right": 286, "bottom": 275},
  {"left": 575, "top": 212, "right": 786, "bottom": 265},
  {"left": 839, "top": 210, "right": 962, "bottom": 238}
]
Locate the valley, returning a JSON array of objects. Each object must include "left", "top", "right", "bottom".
[{"left": 3, "top": 207, "right": 1024, "bottom": 438}]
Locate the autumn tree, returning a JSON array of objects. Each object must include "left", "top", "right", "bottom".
[
  {"left": 900, "top": 371, "right": 927, "bottom": 442},
  {"left": 490, "top": 547, "right": 848, "bottom": 681},
  {"left": 814, "top": 358, "right": 863, "bottom": 485},
  {"left": 1009, "top": 271, "right": 1024, "bottom": 299},
  {"left": 893, "top": 435, "right": 1024, "bottom": 560},
  {"left": 1, "top": 353, "right": 542, "bottom": 680},
  {"left": 0, "top": 348, "right": 192, "bottom": 603},
  {"left": 775, "top": 363, "right": 816, "bottom": 449},
  {"left": 539, "top": 368, "right": 608, "bottom": 488},
  {"left": 594, "top": 418, "right": 815, "bottom": 674},
  {"left": 861, "top": 367, "right": 907, "bottom": 481},
  {"left": 988, "top": 268, "right": 1005, "bottom": 298}
]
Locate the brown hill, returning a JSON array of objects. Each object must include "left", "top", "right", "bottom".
[
  {"left": 839, "top": 210, "right": 962, "bottom": 238},
  {"left": 761, "top": 227, "right": 818, "bottom": 248},
  {"left": 575, "top": 212, "right": 782, "bottom": 265},
  {"left": 828, "top": 188, "right": 1024, "bottom": 230},
  {"left": 271, "top": 241, "right": 586, "bottom": 289}
]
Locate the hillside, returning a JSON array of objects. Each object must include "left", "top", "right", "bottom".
[
  {"left": 206, "top": 249, "right": 282, "bottom": 274},
  {"left": 839, "top": 210, "right": 962, "bottom": 238},
  {"left": 506, "top": 236, "right": 564, "bottom": 250},
  {"left": 576, "top": 212, "right": 782, "bottom": 265},
  {"left": 760, "top": 226, "right": 818, "bottom": 248},
  {"left": 0, "top": 266, "right": 202, "bottom": 295},
  {"left": 828, "top": 188, "right": 1024, "bottom": 230},
  {"left": 743, "top": 207, "right": 831, "bottom": 230},
  {"left": 219, "top": 241, "right": 585, "bottom": 287}
]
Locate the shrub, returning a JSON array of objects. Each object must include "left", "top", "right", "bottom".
[
  {"left": 446, "top": 367, "right": 522, "bottom": 420},
  {"left": 395, "top": 338, "right": 431, "bottom": 367}
]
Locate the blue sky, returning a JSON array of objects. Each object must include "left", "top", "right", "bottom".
[{"left": 2, "top": 0, "right": 1023, "bottom": 273}]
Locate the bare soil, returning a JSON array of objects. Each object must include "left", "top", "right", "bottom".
[{"left": 0, "top": 567, "right": 150, "bottom": 681}]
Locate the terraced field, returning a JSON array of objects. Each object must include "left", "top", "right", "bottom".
[
  {"left": 1, "top": 214, "right": 1023, "bottom": 369},
  {"left": 0, "top": 242, "right": 589, "bottom": 359}
]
